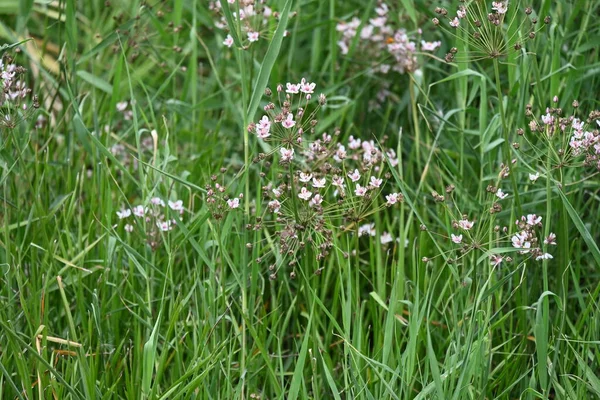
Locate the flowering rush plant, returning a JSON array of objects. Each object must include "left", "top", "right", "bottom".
[
  {"left": 210, "top": 0, "right": 291, "bottom": 49},
  {"left": 220, "top": 78, "right": 404, "bottom": 279},
  {"left": 116, "top": 196, "right": 185, "bottom": 251},
  {"left": 0, "top": 54, "right": 39, "bottom": 130}
]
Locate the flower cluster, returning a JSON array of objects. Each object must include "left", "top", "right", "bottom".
[
  {"left": 432, "top": 1, "right": 549, "bottom": 62},
  {"left": 205, "top": 169, "right": 244, "bottom": 220},
  {"left": 522, "top": 98, "right": 600, "bottom": 172},
  {"left": 210, "top": 0, "right": 290, "bottom": 49},
  {"left": 116, "top": 197, "right": 185, "bottom": 250},
  {"left": 510, "top": 214, "right": 555, "bottom": 261},
  {"left": 336, "top": 2, "right": 440, "bottom": 74},
  {"left": 243, "top": 79, "right": 404, "bottom": 278},
  {"left": 0, "top": 54, "right": 39, "bottom": 129}
]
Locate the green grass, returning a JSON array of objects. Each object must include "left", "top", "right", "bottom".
[{"left": 1, "top": 0, "right": 600, "bottom": 399}]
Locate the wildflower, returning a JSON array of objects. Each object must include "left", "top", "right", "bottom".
[
  {"left": 268, "top": 199, "right": 281, "bottom": 213},
  {"left": 490, "top": 254, "right": 504, "bottom": 266},
  {"left": 354, "top": 184, "right": 368, "bottom": 197},
  {"left": 348, "top": 169, "right": 361, "bottom": 182},
  {"left": 125, "top": 224, "right": 134, "bottom": 233},
  {"left": 544, "top": 233, "right": 557, "bottom": 245},
  {"left": 223, "top": 34, "right": 234, "bottom": 47},
  {"left": 491, "top": 1, "right": 507, "bottom": 14},
  {"left": 529, "top": 172, "right": 540, "bottom": 182},
  {"left": 151, "top": 197, "right": 165, "bottom": 207},
  {"left": 117, "top": 208, "right": 132, "bottom": 219},
  {"left": 299, "top": 78, "right": 316, "bottom": 94},
  {"left": 227, "top": 198, "right": 240, "bottom": 209},
  {"left": 280, "top": 147, "right": 294, "bottom": 162},
  {"left": 286, "top": 82, "right": 300, "bottom": 94},
  {"left": 451, "top": 234, "right": 463, "bottom": 244},
  {"left": 272, "top": 188, "right": 282, "bottom": 198},
  {"left": 156, "top": 220, "right": 173, "bottom": 231},
  {"left": 298, "top": 187, "right": 313, "bottom": 201},
  {"left": 359, "top": 223, "right": 376, "bottom": 237},
  {"left": 421, "top": 40, "right": 441, "bottom": 51},
  {"left": 332, "top": 176, "right": 345, "bottom": 188},
  {"left": 496, "top": 189, "right": 509, "bottom": 199},
  {"left": 526, "top": 214, "right": 542, "bottom": 226},
  {"left": 369, "top": 176, "right": 383, "bottom": 188},
  {"left": 449, "top": 17, "right": 460, "bottom": 28},
  {"left": 458, "top": 219, "right": 474, "bottom": 230},
  {"left": 299, "top": 172, "right": 313, "bottom": 182},
  {"left": 380, "top": 232, "right": 394, "bottom": 244},
  {"left": 247, "top": 31, "right": 259, "bottom": 42},
  {"left": 312, "top": 177, "right": 326, "bottom": 188},
  {"left": 309, "top": 194, "right": 323, "bottom": 207},
  {"left": 536, "top": 253, "right": 553, "bottom": 261},
  {"left": 116, "top": 101, "right": 128, "bottom": 112},
  {"left": 133, "top": 205, "right": 145, "bottom": 217},
  {"left": 168, "top": 200, "right": 184, "bottom": 212},
  {"left": 386, "top": 192, "right": 401, "bottom": 205},
  {"left": 281, "top": 114, "right": 296, "bottom": 129},
  {"left": 511, "top": 231, "right": 531, "bottom": 251}
]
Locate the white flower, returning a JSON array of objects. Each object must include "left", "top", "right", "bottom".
[
  {"left": 536, "top": 253, "right": 553, "bottom": 261},
  {"left": 451, "top": 234, "right": 463, "bottom": 244},
  {"left": 309, "top": 194, "right": 323, "bottom": 207},
  {"left": 369, "top": 176, "right": 383, "bottom": 188},
  {"left": 490, "top": 254, "right": 503, "bottom": 266},
  {"left": 359, "top": 223, "right": 376, "bottom": 237},
  {"left": 511, "top": 231, "right": 531, "bottom": 251},
  {"left": 150, "top": 197, "right": 165, "bottom": 207},
  {"left": 449, "top": 17, "right": 460, "bottom": 28},
  {"left": 380, "top": 232, "right": 394, "bottom": 244},
  {"left": 227, "top": 198, "right": 240, "bottom": 209},
  {"left": 298, "top": 187, "right": 313, "bottom": 201},
  {"left": 268, "top": 200, "right": 281, "bottom": 213},
  {"left": 280, "top": 147, "right": 294, "bottom": 162},
  {"left": 117, "top": 208, "right": 131, "bottom": 219},
  {"left": 529, "top": 172, "right": 540, "bottom": 182},
  {"left": 281, "top": 113, "right": 296, "bottom": 129},
  {"left": 348, "top": 169, "right": 361, "bottom": 182},
  {"left": 299, "top": 78, "right": 316, "bottom": 94},
  {"left": 496, "top": 189, "right": 509, "bottom": 199},
  {"left": 526, "top": 214, "right": 542, "bottom": 226},
  {"left": 156, "top": 220, "right": 173, "bottom": 231},
  {"left": 286, "top": 82, "right": 300, "bottom": 94},
  {"left": 124, "top": 224, "right": 134, "bottom": 232},
  {"left": 312, "top": 177, "right": 326, "bottom": 188},
  {"left": 223, "top": 34, "right": 234, "bottom": 47},
  {"left": 458, "top": 219, "right": 474, "bottom": 230},
  {"left": 168, "top": 200, "right": 184, "bottom": 212},
  {"left": 299, "top": 172, "right": 313, "bottom": 182},
  {"left": 272, "top": 188, "right": 282, "bottom": 198},
  {"left": 386, "top": 193, "right": 400, "bottom": 205},
  {"left": 247, "top": 31, "right": 259, "bottom": 42},
  {"left": 544, "top": 233, "right": 557, "bottom": 245},
  {"left": 354, "top": 184, "right": 368, "bottom": 197},
  {"left": 133, "top": 205, "right": 145, "bottom": 217}
]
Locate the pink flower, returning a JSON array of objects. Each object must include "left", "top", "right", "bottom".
[
  {"left": 133, "top": 205, "right": 145, "bottom": 217},
  {"left": 299, "top": 172, "right": 313, "bottom": 182},
  {"left": 492, "top": 1, "right": 507, "bottom": 14},
  {"left": 511, "top": 231, "right": 531, "bottom": 251},
  {"left": 348, "top": 169, "right": 361, "bottom": 182},
  {"left": 526, "top": 214, "right": 542, "bottom": 226},
  {"left": 332, "top": 176, "right": 345, "bottom": 188},
  {"left": 298, "top": 187, "right": 312, "bottom": 201},
  {"left": 490, "top": 254, "right": 503, "bottom": 266},
  {"left": 386, "top": 193, "right": 400, "bottom": 205},
  {"left": 268, "top": 199, "right": 281, "bottom": 213},
  {"left": 281, "top": 114, "right": 296, "bottom": 129},
  {"left": 299, "top": 78, "right": 316, "bottom": 94},
  {"left": 168, "top": 200, "right": 184, "bottom": 212},
  {"left": 117, "top": 208, "right": 131, "bottom": 219},
  {"left": 496, "top": 189, "right": 509, "bottom": 199},
  {"left": 151, "top": 197, "right": 165, "bottom": 207},
  {"left": 309, "top": 194, "right": 323, "bottom": 207},
  {"left": 156, "top": 220, "right": 173, "bottom": 231},
  {"left": 227, "top": 198, "right": 240, "bottom": 209},
  {"left": 348, "top": 136, "right": 361, "bottom": 149},
  {"left": 286, "top": 82, "right": 300, "bottom": 94},
  {"left": 223, "top": 35, "right": 234, "bottom": 47},
  {"left": 451, "top": 234, "right": 463, "bottom": 244},
  {"left": 369, "top": 176, "right": 383, "bottom": 188},
  {"left": 544, "top": 233, "right": 557, "bottom": 245},
  {"left": 458, "top": 219, "right": 474, "bottom": 230},
  {"left": 312, "top": 177, "right": 326, "bottom": 188},
  {"left": 449, "top": 17, "right": 460, "bottom": 28},
  {"left": 272, "top": 188, "right": 282, "bottom": 198},
  {"left": 541, "top": 113, "right": 553, "bottom": 125},
  {"left": 457, "top": 9, "right": 466, "bottom": 18},
  {"left": 354, "top": 184, "right": 368, "bottom": 197},
  {"left": 247, "top": 31, "right": 259, "bottom": 42},
  {"left": 280, "top": 147, "right": 294, "bottom": 162},
  {"left": 380, "top": 232, "right": 393, "bottom": 244},
  {"left": 421, "top": 40, "right": 441, "bottom": 51}
]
